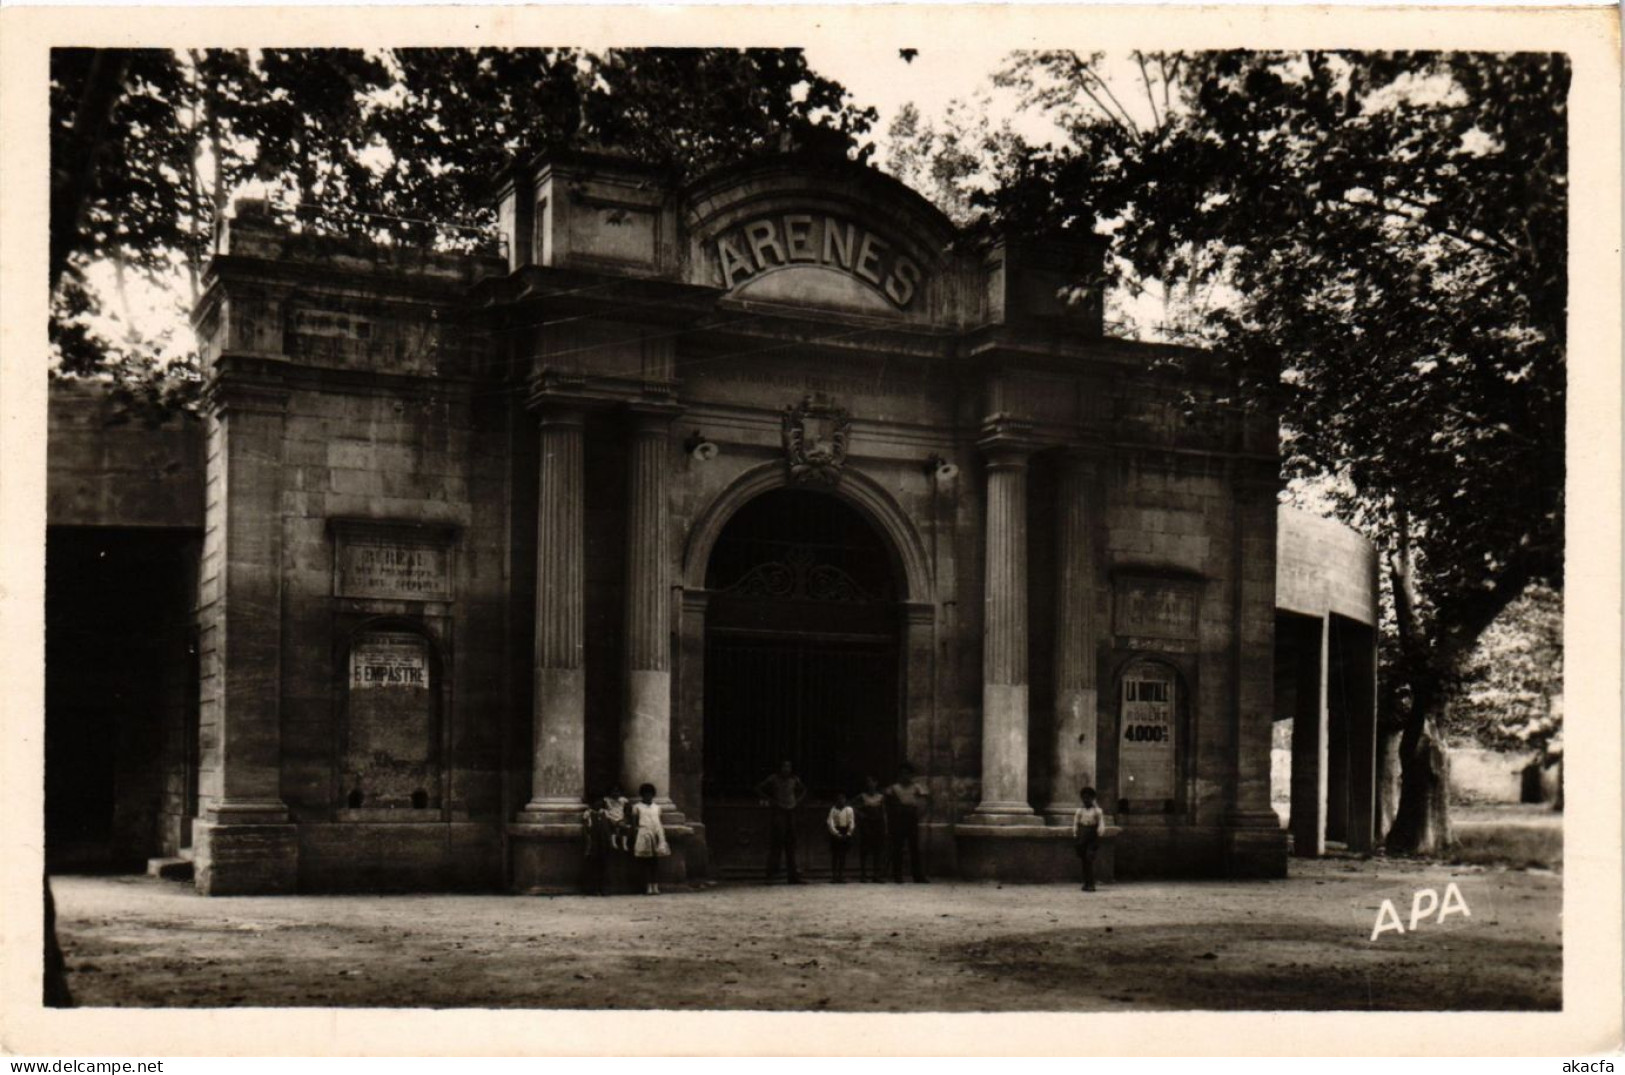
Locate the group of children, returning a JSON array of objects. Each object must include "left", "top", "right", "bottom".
[
  {"left": 581, "top": 774, "right": 1107, "bottom": 895},
  {"left": 581, "top": 782, "right": 670, "bottom": 896}
]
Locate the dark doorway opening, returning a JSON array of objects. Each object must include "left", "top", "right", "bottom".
[
  {"left": 701, "top": 488, "right": 903, "bottom": 876},
  {"left": 46, "top": 527, "right": 199, "bottom": 872}
]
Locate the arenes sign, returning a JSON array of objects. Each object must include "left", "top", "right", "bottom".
[{"left": 712, "top": 214, "right": 925, "bottom": 309}]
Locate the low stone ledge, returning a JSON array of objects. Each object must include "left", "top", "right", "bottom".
[
  {"left": 509, "top": 823, "right": 695, "bottom": 894},
  {"left": 952, "top": 824, "right": 1120, "bottom": 883}
]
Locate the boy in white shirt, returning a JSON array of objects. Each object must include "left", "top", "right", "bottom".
[
  {"left": 826, "top": 792, "right": 856, "bottom": 883},
  {"left": 1073, "top": 786, "right": 1105, "bottom": 892}
]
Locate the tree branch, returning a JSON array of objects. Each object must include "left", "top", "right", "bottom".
[
  {"left": 50, "top": 50, "right": 130, "bottom": 291},
  {"left": 1135, "top": 52, "right": 1162, "bottom": 132},
  {"left": 1065, "top": 56, "right": 1138, "bottom": 140}
]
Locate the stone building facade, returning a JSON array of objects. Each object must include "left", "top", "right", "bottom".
[{"left": 49, "top": 152, "right": 1323, "bottom": 894}]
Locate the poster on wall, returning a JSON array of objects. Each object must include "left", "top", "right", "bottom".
[
  {"left": 1120, "top": 662, "right": 1177, "bottom": 802},
  {"left": 345, "top": 630, "right": 437, "bottom": 808},
  {"left": 349, "top": 631, "right": 431, "bottom": 690}
]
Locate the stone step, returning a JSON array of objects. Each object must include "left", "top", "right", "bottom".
[{"left": 146, "top": 857, "right": 194, "bottom": 882}]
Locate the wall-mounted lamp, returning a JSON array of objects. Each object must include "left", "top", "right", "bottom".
[
  {"left": 924, "top": 453, "right": 959, "bottom": 482},
  {"left": 685, "top": 430, "right": 719, "bottom": 462}
]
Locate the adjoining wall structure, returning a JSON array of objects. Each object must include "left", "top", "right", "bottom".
[
  {"left": 47, "top": 151, "right": 1302, "bottom": 892},
  {"left": 46, "top": 382, "right": 203, "bottom": 867},
  {"left": 1274, "top": 508, "right": 1380, "bottom": 855}
]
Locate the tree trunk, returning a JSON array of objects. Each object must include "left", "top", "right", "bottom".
[
  {"left": 1379, "top": 510, "right": 1534, "bottom": 856},
  {"left": 1383, "top": 514, "right": 1454, "bottom": 856},
  {"left": 1384, "top": 708, "right": 1453, "bottom": 854},
  {"left": 1376, "top": 723, "right": 1402, "bottom": 840}
]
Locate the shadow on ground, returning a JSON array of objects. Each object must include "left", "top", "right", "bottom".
[{"left": 49, "top": 856, "right": 1560, "bottom": 1012}]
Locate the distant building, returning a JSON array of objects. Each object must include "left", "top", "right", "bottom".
[{"left": 44, "top": 152, "right": 1379, "bottom": 894}]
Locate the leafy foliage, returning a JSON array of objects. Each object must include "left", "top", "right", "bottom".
[
  {"left": 49, "top": 47, "right": 877, "bottom": 415},
  {"left": 884, "top": 100, "right": 1022, "bottom": 229},
  {"left": 989, "top": 51, "right": 1567, "bottom": 851},
  {"left": 1445, "top": 583, "right": 1563, "bottom": 754}
]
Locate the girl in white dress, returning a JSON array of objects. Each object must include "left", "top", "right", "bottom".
[{"left": 631, "top": 782, "right": 670, "bottom": 895}]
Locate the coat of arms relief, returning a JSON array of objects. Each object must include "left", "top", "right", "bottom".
[{"left": 781, "top": 394, "right": 851, "bottom": 486}]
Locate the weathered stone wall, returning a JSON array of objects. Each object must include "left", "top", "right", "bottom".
[
  {"left": 47, "top": 385, "right": 203, "bottom": 866},
  {"left": 48, "top": 380, "right": 203, "bottom": 529},
  {"left": 193, "top": 221, "right": 513, "bottom": 891},
  {"left": 1277, "top": 507, "right": 1378, "bottom": 626},
  {"left": 47, "top": 156, "right": 1301, "bottom": 890}
]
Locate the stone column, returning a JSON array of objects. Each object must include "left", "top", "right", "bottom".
[
  {"left": 522, "top": 404, "right": 587, "bottom": 822},
  {"left": 621, "top": 405, "right": 682, "bottom": 819},
  {"left": 1045, "top": 449, "right": 1101, "bottom": 821},
  {"left": 968, "top": 427, "right": 1042, "bottom": 825}
]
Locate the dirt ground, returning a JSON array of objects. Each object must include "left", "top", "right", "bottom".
[{"left": 50, "top": 856, "right": 1560, "bottom": 1012}]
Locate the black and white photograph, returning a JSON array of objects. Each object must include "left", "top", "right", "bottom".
[{"left": 1, "top": 1, "right": 1619, "bottom": 1058}]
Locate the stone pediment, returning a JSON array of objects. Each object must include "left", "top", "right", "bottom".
[
  {"left": 682, "top": 156, "right": 960, "bottom": 324},
  {"left": 491, "top": 150, "right": 1107, "bottom": 336}
]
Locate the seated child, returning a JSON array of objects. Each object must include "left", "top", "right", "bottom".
[{"left": 603, "top": 784, "right": 631, "bottom": 852}]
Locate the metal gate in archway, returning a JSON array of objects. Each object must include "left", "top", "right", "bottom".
[{"left": 701, "top": 487, "right": 904, "bottom": 876}]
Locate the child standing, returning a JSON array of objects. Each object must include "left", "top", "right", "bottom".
[
  {"left": 1073, "top": 786, "right": 1105, "bottom": 892},
  {"left": 630, "top": 782, "right": 670, "bottom": 895},
  {"left": 855, "top": 776, "right": 887, "bottom": 883},
  {"left": 826, "top": 792, "right": 855, "bottom": 883},
  {"left": 581, "top": 794, "right": 616, "bottom": 896}
]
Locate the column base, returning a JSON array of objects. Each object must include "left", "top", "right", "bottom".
[
  {"left": 963, "top": 800, "right": 1045, "bottom": 827},
  {"left": 954, "top": 824, "right": 1120, "bottom": 882},
  {"left": 654, "top": 798, "right": 687, "bottom": 826},
  {"left": 519, "top": 799, "right": 587, "bottom": 826},
  {"left": 1042, "top": 804, "right": 1083, "bottom": 825},
  {"left": 1222, "top": 810, "right": 1290, "bottom": 879},
  {"left": 193, "top": 818, "right": 299, "bottom": 895},
  {"left": 508, "top": 821, "right": 694, "bottom": 894}
]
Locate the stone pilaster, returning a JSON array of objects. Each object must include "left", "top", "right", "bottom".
[
  {"left": 620, "top": 404, "right": 682, "bottom": 820},
  {"left": 192, "top": 378, "right": 298, "bottom": 895},
  {"left": 1045, "top": 449, "right": 1102, "bottom": 822},
  {"left": 967, "top": 422, "right": 1042, "bottom": 826},
  {"left": 1223, "top": 462, "right": 1290, "bottom": 876},
  {"left": 522, "top": 404, "right": 587, "bottom": 822}
]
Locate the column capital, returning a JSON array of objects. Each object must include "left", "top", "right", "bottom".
[
  {"left": 627, "top": 400, "right": 684, "bottom": 433},
  {"left": 534, "top": 401, "right": 588, "bottom": 430},
  {"left": 201, "top": 377, "right": 289, "bottom": 419},
  {"left": 977, "top": 415, "right": 1042, "bottom": 467},
  {"left": 1055, "top": 439, "right": 1110, "bottom": 470},
  {"left": 526, "top": 380, "right": 602, "bottom": 417}
]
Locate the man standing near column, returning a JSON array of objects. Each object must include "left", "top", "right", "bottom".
[
  {"left": 885, "top": 762, "right": 932, "bottom": 883},
  {"left": 755, "top": 760, "right": 807, "bottom": 885}
]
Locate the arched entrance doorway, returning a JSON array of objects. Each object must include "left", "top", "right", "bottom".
[{"left": 701, "top": 487, "right": 905, "bottom": 876}]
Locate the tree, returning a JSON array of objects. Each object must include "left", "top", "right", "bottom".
[
  {"left": 49, "top": 48, "right": 391, "bottom": 419},
  {"left": 49, "top": 47, "right": 877, "bottom": 412},
  {"left": 883, "top": 99, "right": 1023, "bottom": 228},
  {"left": 991, "top": 51, "right": 1567, "bottom": 854},
  {"left": 1445, "top": 582, "right": 1563, "bottom": 756}
]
